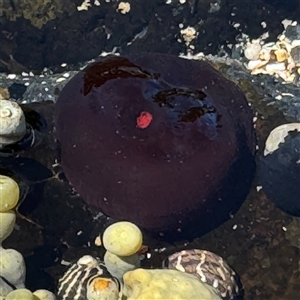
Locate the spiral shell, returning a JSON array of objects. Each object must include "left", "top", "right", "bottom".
[
  {"left": 163, "top": 249, "right": 243, "bottom": 300},
  {"left": 0, "top": 99, "right": 26, "bottom": 148},
  {"left": 57, "top": 255, "right": 121, "bottom": 300}
]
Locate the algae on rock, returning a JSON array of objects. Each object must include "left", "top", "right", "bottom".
[{"left": 0, "top": 0, "right": 74, "bottom": 28}]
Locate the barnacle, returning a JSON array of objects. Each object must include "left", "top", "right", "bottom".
[
  {"left": 123, "top": 268, "right": 221, "bottom": 299},
  {"left": 103, "top": 222, "right": 143, "bottom": 257},
  {"left": 0, "top": 175, "right": 19, "bottom": 212}
]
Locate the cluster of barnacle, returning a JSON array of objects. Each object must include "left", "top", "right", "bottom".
[
  {"left": 0, "top": 98, "right": 56, "bottom": 299},
  {"left": 57, "top": 221, "right": 243, "bottom": 300},
  {"left": 0, "top": 174, "right": 56, "bottom": 299},
  {"left": 0, "top": 159, "right": 242, "bottom": 300},
  {"left": 244, "top": 21, "right": 300, "bottom": 83}
]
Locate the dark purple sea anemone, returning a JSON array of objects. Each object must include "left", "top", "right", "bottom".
[{"left": 55, "top": 53, "right": 256, "bottom": 240}]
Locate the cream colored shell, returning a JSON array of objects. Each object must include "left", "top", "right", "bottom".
[{"left": 264, "top": 123, "right": 300, "bottom": 156}]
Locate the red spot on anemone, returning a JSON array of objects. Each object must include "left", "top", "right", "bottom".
[{"left": 136, "top": 111, "right": 152, "bottom": 129}]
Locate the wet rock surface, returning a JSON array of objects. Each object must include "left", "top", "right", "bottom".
[{"left": 0, "top": 0, "right": 299, "bottom": 73}]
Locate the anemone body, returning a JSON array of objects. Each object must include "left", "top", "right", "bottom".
[{"left": 55, "top": 53, "right": 256, "bottom": 239}]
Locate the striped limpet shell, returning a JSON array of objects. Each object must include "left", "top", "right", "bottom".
[
  {"left": 163, "top": 249, "right": 243, "bottom": 300},
  {"left": 57, "top": 255, "right": 121, "bottom": 300}
]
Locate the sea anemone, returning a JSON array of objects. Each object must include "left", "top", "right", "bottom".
[{"left": 55, "top": 53, "right": 256, "bottom": 240}]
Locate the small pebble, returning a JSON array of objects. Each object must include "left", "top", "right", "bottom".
[
  {"left": 56, "top": 77, "right": 66, "bottom": 83},
  {"left": 256, "top": 186, "right": 262, "bottom": 192},
  {"left": 244, "top": 42, "right": 262, "bottom": 60},
  {"left": 261, "top": 21, "right": 267, "bottom": 28},
  {"left": 7, "top": 74, "right": 16, "bottom": 79}
]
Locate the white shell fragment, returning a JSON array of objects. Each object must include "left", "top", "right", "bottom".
[
  {"left": 264, "top": 123, "right": 300, "bottom": 156},
  {"left": 117, "top": 2, "right": 131, "bottom": 14},
  {"left": 180, "top": 26, "right": 197, "bottom": 45},
  {"left": 265, "top": 62, "right": 286, "bottom": 73},
  {"left": 247, "top": 60, "right": 268, "bottom": 71},
  {"left": 0, "top": 99, "right": 26, "bottom": 148},
  {"left": 244, "top": 41, "right": 262, "bottom": 60}
]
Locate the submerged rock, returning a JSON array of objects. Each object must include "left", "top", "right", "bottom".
[
  {"left": 55, "top": 53, "right": 256, "bottom": 240},
  {"left": 260, "top": 123, "right": 300, "bottom": 216}
]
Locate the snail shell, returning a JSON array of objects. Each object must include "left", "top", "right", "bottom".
[
  {"left": 57, "top": 255, "right": 121, "bottom": 300},
  {"left": 163, "top": 249, "right": 243, "bottom": 300},
  {"left": 0, "top": 99, "right": 26, "bottom": 148}
]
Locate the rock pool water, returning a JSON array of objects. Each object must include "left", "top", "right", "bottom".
[{"left": 1, "top": 55, "right": 298, "bottom": 299}]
